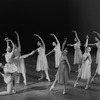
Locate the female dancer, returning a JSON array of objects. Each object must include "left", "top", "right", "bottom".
[
  {"left": 50, "top": 38, "right": 71, "bottom": 94},
  {"left": 88, "top": 31, "right": 100, "bottom": 82},
  {"left": 0, "top": 38, "right": 19, "bottom": 95},
  {"left": 13, "top": 31, "right": 26, "bottom": 85},
  {"left": 74, "top": 36, "right": 92, "bottom": 90},
  {"left": 34, "top": 34, "right": 50, "bottom": 82},
  {"left": 67, "top": 31, "right": 82, "bottom": 72},
  {"left": 46, "top": 33, "right": 61, "bottom": 68},
  {"left": 0, "top": 51, "right": 34, "bottom": 95}
]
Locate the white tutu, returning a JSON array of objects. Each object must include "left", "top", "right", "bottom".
[
  {"left": 36, "top": 47, "right": 49, "bottom": 71},
  {"left": 78, "top": 53, "right": 91, "bottom": 80}
]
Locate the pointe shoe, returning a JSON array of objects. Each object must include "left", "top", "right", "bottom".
[
  {"left": 12, "top": 89, "right": 16, "bottom": 94},
  {"left": 38, "top": 77, "right": 43, "bottom": 80},
  {"left": 85, "top": 85, "right": 88, "bottom": 90},
  {"left": 74, "top": 82, "right": 78, "bottom": 87},
  {"left": 50, "top": 86, "right": 54, "bottom": 91},
  {"left": 23, "top": 80, "right": 27, "bottom": 86},
  {"left": 46, "top": 77, "right": 50, "bottom": 82},
  {"left": 91, "top": 78, "right": 94, "bottom": 82},
  {"left": 62, "top": 89, "right": 67, "bottom": 95}
]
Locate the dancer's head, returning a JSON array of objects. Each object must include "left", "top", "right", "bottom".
[
  {"left": 74, "top": 37, "right": 78, "bottom": 42},
  {"left": 14, "top": 44, "right": 17, "bottom": 49},
  {"left": 52, "top": 41, "right": 56, "bottom": 46},
  {"left": 37, "top": 41, "right": 41, "bottom": 46},
  {"left": 86, "top": 47, "right": 91, "bottom": 53},
  {"left": 6, "top": 46, "right": 11, "bottom": 52},
  {"left": 95, "top": 37, "right": 99, "bottom": 42},
  {"left": 62, "top": 48, "right": 68, "bottom": 55}
]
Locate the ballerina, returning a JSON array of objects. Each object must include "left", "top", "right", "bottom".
[
  {"left": 88, "top": 31, "right": 100, "bottom": 82},
  {"left": 13, "top": 31, "right": 27, "bottom": 85},
  {"left": 50, "top": 38, "right": 71, "bottom": 94},
  {"left": 0, "top": 51, "right": 34, "bottom": 95},
  {"left": 46, "top": 33, "right": 61, "bottom": 68},
  {"left": 0, "top": 38, "right": 19, "bottom": 95},
  {"left": 67, "top": 31, "right": 82, "bottom": 72},
  {"left": 34, "top": 34, "right": 50, "bottom": 82},
  {"left": 74, "top": 36, "right": 92, "bottom": 90}
]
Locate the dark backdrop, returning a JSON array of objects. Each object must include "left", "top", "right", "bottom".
[{"left": 0, "top": 0, "right": 100, "bottom": 55}]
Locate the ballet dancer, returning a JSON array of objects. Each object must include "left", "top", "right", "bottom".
[
  {"left": 50, "top": 38, "right": 71, "bottom": 94},
  {"left": 13, "top": 31, "right": 27, "bottom": 85},
  {"left": 34, "top": 34, "right": 50, "bottom": 82},
  {"left": 88, "top": 31, "right": 100, "bottom": 82},
  {"left": 74, "top": 36, "right": 92, "bottom": 90},
  {"left": 46, "top": 33, "right": 61, "bottom": 68},
  {"left": 67, "top": 31, "right": 82, "bottom": 72},
  {"left": 0, "top": 51, "right": 35, "bottom": 95}
]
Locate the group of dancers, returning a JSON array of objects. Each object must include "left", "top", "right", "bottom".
[{"left": 0, "top": 30, "right": 100, "bottom": 95}]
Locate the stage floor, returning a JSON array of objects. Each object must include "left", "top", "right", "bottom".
[{"left": 0, "top": 54, "right": 100, "bottom": 100}]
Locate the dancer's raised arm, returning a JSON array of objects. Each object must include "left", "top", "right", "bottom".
[
  {"left": 50, "top": 33, "right": 60, "bottom": 46},
  {"left": 62, "top": 37, "right": 67, "bottom": 51},
  {"left": 84, "top": 35, "right": 89, "bottom": 51},
  {"left": 14, "top": 31, "right": 21, "bottom": 51},
  {"left": 8, "top": 39, "right": 15, "bottom": 53},
  {"left": 34, "top": 34, "right": 45, "bottom": 48},
  {"left": 20, "top": 50, "right": 34, "bottom": 59},
  {"left": 72, "top": 30, "right": 80, "bottom": 42},
  {"left": 93, "top": 31, "right": 100, "bottom": 38}
]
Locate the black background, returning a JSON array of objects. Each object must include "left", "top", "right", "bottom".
[{"left": 0, "top": 0, "right": 100, "bottom": 55}]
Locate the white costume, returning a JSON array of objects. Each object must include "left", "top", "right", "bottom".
[
  {"left": 36, "top": 47, "right": 49, "bottom": 71},
  {"left": 14, "top": 48, "right": 26, "bottom": 74},
  {"left": 95, "top": 43, "right": 100, "bottom": 74},
  {"left": 74, "top": 42, "right": 82, "bottom": 64},
  {"left": 78, "top": 52, "right": 91, "bottom": 80},
  {"left": 54, "top": 44, "right": 61, "bottom": 68}
]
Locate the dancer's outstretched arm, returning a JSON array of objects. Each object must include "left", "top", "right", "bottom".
[
  {"left": 93, "top": 31, "right": 100, "bottom": 38},
  {"left": 72, "top": 30, "right": 80, "bottom": 42},
  {"left": 20, "top": 50, "right": 35, "bottom": 59},
  {"left": 46, "top": 49, "right": 54, "bottom": 56},
  {"left": 34, "top": 34, "right": 45, "bottom": 48},
  {"left": 14, "top": 31, "right": 21, "bottom": 51},
  {"left": 50, "top": 33, "right": 60, "bottom": 46},
  {"left": 84, "top": 35, "right": 89, "bottom": 51},
  {"left": 62, "top": 37, "right": 67, "bottom": 51},
  {"left": 65, "top": 56, "right": 71, "bottom": 72}
]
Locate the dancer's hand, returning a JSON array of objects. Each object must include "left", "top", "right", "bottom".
[
  {"left": 4, "top": 37, "right": 9, "bottom": 41},
  {"left": 50, "top": 33, "right": 54, "bottom": 36},
  {"left": 14, "top": 31, "right": 18, "bottom": 35}
]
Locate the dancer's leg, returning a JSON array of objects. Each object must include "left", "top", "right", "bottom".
[
  {"left": 74, "top": 77, "right": 81, "bottom": 87},
  {"left": 38, "top": 71, "right": 44, "bottom": 80},
  {"left": 85, "top": 78, "right": 90, "bottom": 90},
  {"left": 50, "top": 79, "right": 58, "bottom": 91},
  {"left": 22, "top": 72, "right": 27, "bottom": 86},
  {"left": 44, "top": 69, "right": 50, "bottom": 82},
  {"left": 91, "top": 72, "right": 97, "bottom": 82},
  {"left": 0, "top": 82, "right": 13, "bottom": 95}
]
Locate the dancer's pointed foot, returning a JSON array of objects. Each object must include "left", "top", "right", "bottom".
[
  {"left": 38, "top": 77, "right": 43, "bottom": 81},
  {"left": 50, "top": 86, "right": 54, "bottom": 91},
  {"left": 23, "top": 80, "right": 27, "bottom": 86},
  {"left": 85, "top": 85, "right": 88, "bottom": 90},
  {"left": 74, "top": 82, "right": 78, "bottom": 87},
  {"left": 62, "top": 89, "right": 67, "bottom": 95},
  {"left": 91, "top": 77, "right": 94, "bottom": 82},
  {"left": 46, "top": 77, "right": 50, "bottom": 82}
]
